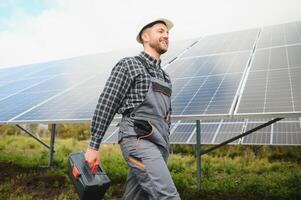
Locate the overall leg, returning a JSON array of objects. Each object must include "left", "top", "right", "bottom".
[
  {"left": 122, "top": 168, "right": 148, "bottom": 200},
  {"left": 120, "top": 136, "right": 180, "bottom": 200},
  {"left": 120, "top": 137, "right": 148, "bottom": 200}
]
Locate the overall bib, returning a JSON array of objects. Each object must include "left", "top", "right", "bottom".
[{"left": 118, "top": 56, "right": 180, "bottom": 200}]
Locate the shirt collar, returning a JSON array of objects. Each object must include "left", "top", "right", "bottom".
[{"left": 140, "top": 51, "right": 161, "bottom": 69}]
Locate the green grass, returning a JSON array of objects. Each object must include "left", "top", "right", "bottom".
[{"left": 0, "top": 135, "right": 301, "bottom": 200}]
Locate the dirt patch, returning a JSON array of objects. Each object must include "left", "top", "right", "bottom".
[
  {"left": 0, "top": 161, "right": 31, "bottom": 183},
  {"left": 0, "top": 161, "right": 125, "bottom": 199},
  {"left": 0, "top": 161, "right": 70, "bottom": 200},
  {"left": 21, "top": 174, "right": 67, "bottom": 199}
]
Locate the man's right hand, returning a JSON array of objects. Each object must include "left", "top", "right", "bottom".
[{"left": 85, "top": 147, "right": 100, "bottom": 169}]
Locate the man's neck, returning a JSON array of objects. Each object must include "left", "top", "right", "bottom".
[{"left": 143, "top": 48, "right": 160, "bottom": 61}]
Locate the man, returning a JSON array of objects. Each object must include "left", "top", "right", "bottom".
[{"left": 85, "top": 18, "right": 181, "bottom": 200}]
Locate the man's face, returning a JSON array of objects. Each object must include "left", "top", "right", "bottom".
[{"left": 142, "top": 23, "right": 169, "bottom": 54}]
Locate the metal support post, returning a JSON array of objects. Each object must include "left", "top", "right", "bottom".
[
  {"left": 48, "top": 124, "right": 56, "bottom": 167},
  {"left": 196, "top": 120, "right": 201, "bottom": 191}
]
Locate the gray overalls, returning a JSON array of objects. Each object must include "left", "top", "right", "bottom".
[{"left": 118, "top": 56, "right": 181, "bottom": 200}]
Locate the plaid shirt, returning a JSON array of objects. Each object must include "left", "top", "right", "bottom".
[{"left": 89, "top": 52, "right": 171, "bottom": 150}]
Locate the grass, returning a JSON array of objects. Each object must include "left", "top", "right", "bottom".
[{"left": 0, "top": 135, "right": 301, "bottom": 200}]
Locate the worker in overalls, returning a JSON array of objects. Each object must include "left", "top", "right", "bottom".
[{"left": 85, "top": 17, "right": 181, "bottom": 200}]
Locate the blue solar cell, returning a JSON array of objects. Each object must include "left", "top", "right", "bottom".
[
  {"left": 273, "top": 121, "right": 301, "bottom": 145},
  {"left": 106, "top": 131, "right": 118, "bottom": 143},
  {"left": 182, "top": 76, "right": 222, "bottom": 114},
  {"left": 161, "top": 38, "right": 199, "bottom": 66},
  {"left": 102, "top": 126, "right": 119, "bottom": 142},
  {"left": 242, "top": 122, "right": 271, "bottom": 144},
  {"left": 14, "top": 86, "right": 99, "bottom": 121},
  {"left": 179, "top": 73, "right": 241, "bottom": 115},
  {"left": 0, "top": 77, "right": 46, "bottom": 100},
  {"left": 27, "top": 49, "right": 141, "bottom": 78},
  {"left": 29, "top": 62, "right": 90, "bottom": 77},
  {"left": 168, "top": 59, "right": 202, "bottom": 79},
  {"left": 0, "top": 68, "right": 13, "bottom": 78},
  {"left": 237, "top": 44, "right": 301, "bottom": 114},
  {"left": 171, "top": 77, "right": 206, "bottom": 115},
  {"left": 0, "top": 91, "right": 59, "bottom": 122},
  {"left": 188, "top": 123, "right": 220, "bottom": 144},
  {"left": 21, "top": 74, "right": 89, "bottom": 93},
  {"left": 168, "top": 51, "right": 250, "bottom": 115},
  {"left": 0, "top": 66, "right": 27, "bottom": 79},
  {"left": 0, "top": 63, "right": 54, "bottom": 81},
  {"left": 180, "top": 29, "right": 258, "bottom": 58},
  {"left": 214, "top": 123, "right": 244, "bottom": 144},
  {"left": 167, "top": 52, "right": 250, "bottom": 79},
  {"left": 170, "top": 124, "right": 195, "bottom": 143}
]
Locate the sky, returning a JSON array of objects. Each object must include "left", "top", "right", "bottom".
[{"left": 0, "top": 0, "right": 301, "bottom": 68}]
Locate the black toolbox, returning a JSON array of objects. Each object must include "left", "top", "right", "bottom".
[{"left": 67, "top": 151, "right": 110, "bottom": 200}]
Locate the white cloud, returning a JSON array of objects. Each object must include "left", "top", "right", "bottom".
[{"left": 0, "top": 0, "right": 301, "bottom": 68}]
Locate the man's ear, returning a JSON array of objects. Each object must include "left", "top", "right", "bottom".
[{"left": 141, "top": 29, "right": 150, "bottom": 44}]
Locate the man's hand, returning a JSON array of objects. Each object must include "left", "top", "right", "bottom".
[{"left": 85, "top": 147, "right": 100, "bottom": 169}]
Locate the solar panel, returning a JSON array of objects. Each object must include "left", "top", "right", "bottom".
[
  {"left": 236, "top": 21, "right": 301, "bottom": 114},
  {"left": 169, "top": 50, "right": 253, "bottom": 115},
  {"left": 236, "top": 44, "right": 301, "bottom": 114},
  {"left": 213, "top": 122, "right": 244, "bottom": 144},
  {"left": 0, "top": 62, "right": 56, "bottom": 81},
  {"left": 0, "top": 82, "right": 8, "bottom": 87},
  {"left": 272, "top": 120, "right": 301, "bottom": 145},
  {"left": 105, "top": 130, "right": 119, "bottom": 143},
  {"left": 187, "top": 122, "right": 220, "bottom": 144},
  {"left": 14, "top": 87, "right": 98, "bottom": 121},
  {"left": 161, "top": 38, "right": 199, "bottom": 66},
  {"left": 257, "top": 21, "right": 301, "bottom": 49},
  {"left": 165, "top": 28, "right": 260, "bottom": 117},
  {"left": 0, "top": 90, "right": 59, "bottom": 123},
  {"left": 159, "top": 118, "right": 301, "bottom": 145},
  {"left": 242, "top": 122, "right": 272, "bottom": 144},
  {"left": 180, "top": 29, "right": 259, "bottom": 58},
  {"left": 169, "top": 124, "right": 195, "bottom": 143},
  {"left": 0, "top": 77, "right": 46, "bottom": 99},
  {"left": 102, "top": 125, "right": 119, "bottom": 142}
]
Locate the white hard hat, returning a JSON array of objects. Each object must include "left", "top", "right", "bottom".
[{"left": 136, "top": 18, "right": 173, "bottom": 44}]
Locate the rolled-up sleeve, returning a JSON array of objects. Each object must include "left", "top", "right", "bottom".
[{"left": 89, "top": 60, "right": 131, "bottom": 150}]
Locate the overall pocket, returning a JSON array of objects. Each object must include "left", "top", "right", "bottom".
[{"left": 133, "top": 119, "right": 153, "bottom": 137}]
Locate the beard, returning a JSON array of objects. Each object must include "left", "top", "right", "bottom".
[{"left": 149, "top": 39, "right": 168, "bottom": 55}]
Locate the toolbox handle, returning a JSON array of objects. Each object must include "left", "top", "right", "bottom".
[
  {"left": 91, "top": 162, "right": 98, "bottom": 174},
  {"left": 84, "top": 160, "right": 98, "bottom": 174},
  {"left": 72, "top": 165, "right": 81, "bottom": 178}
]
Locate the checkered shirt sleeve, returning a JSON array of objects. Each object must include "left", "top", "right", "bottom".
[{"left": 88, "top": 59, "right": 132, "bottom": 150}]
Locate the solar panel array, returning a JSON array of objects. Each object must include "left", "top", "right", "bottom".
[
  {"left": 102, "top": 118, "right": 301, "bottom": 145},
  {"left": 0, "top": 49, "right": 141, "bottom": 123},
  {"left": 0, "top": 21, "right": 300, "bottom": 146},
  {"left": 165, "top": 29, "right": 260, "bottom": 116},
  {"left": 236, "top": 21, "right": 301, "bottom": 114}
]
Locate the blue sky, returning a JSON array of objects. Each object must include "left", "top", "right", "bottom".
[
  {"left": 0, "top": 0, "right": 55, "bottom": 31},
  {"left": 0, "top": 0, "right": 301, "bottom": 68}
]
